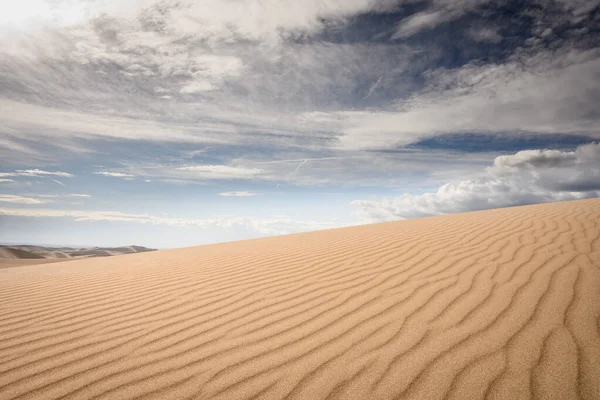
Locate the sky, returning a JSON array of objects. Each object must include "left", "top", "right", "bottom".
[{"left": 0, "top": 0, "right": 599, "bottom": 249}]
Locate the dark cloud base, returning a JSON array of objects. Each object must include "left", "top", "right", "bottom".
[{"left": 410, "top": 133, "right": 596, "bottom": 153}]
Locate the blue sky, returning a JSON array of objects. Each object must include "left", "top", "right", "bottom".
[{"left": 1, "top": 0, "right": 599, "bottom": 248}]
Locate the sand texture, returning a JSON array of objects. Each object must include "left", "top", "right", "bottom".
[
  {"left": 0, "top": 258, "right": 74, "bottom": 269},
  {"left": 1, "top": 198, "right": 599, "bottom": 400}
]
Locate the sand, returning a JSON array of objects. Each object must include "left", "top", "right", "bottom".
[
  {"left": 0, "top": 198, "right": 599, "bottom": 400},
  {"left": 0, "top": 258, "right": 74, "bottom": 269},
  {"left": 0, "top": 245, "right": 155, "bottom": 260}
]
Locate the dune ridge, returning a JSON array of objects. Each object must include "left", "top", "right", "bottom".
[
  {"left": 0, "top": 198, "right": 599, "bottom": 400},
  {"left": 0, "top": 245, "right": 156, "bottom": 260}
]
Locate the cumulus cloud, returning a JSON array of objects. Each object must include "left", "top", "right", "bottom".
[
  {"left": 93, "top": 172, "right": 136, "bottom": 178},
  {"left": 0, "top": 207, "right": 343, "bottom": 236},
  {"left": 177, "top": 165, "right": 263, "bottom": 179},
  {"left": 0, "top": 195, "right": 51, "bottom": 204},
  {"left": 218, "top": 191, "right": 257, "bottom": 197},
  {"left": 352, "top": 143, "right": 600, "bottom": 221}
]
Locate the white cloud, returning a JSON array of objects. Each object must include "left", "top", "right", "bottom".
[
  {"left": 0, "top": 100, "right": 239, "bottom": 146},
  {"left": 352, "top": 143, "right": 600, "bottom": 221},
  {"left": 179, "top": 55, "right": 244, "bottom": 94},
  {"left": 219, "top": 191, "right": 257, "bottom": 197},
  {"left": 19, "top": 169, "right": 73, "bottom": 177},
  {"left": 0, "top": 207, "right": 344, "bottom": 236},
  {"left": 1, "top": 3, "right": 597, "bottom": 157},
  {"left": 391, "top": 0, "right": 489, "bottom": 39},
  {"left": 0, "top": 179, "right": 14, "bottom": 183},
  {"left": 0, "top": 169, "right": 74, "bottom": 178},
  {"left": 332, "top": 48, "right": 600, "bottom": 150},
  {"left": 392, "top": 10, "right": 448, "bottom": 39},
  {"left": 467, "top": 26, "right": 503, "bottom": 43},
  {"left": 0, "top": 194, "right": 51, "bottom": 204},
  {"left": 35, "top": 193, "right": 91, "bottom": 199},
  {"left": 93, "top": 172, "right": 136, "bottom": 178},
  {"left": 163, "top": 0, "right": 398, "bottom": 42},
  {"left": 177, "top": 165, "right": 263, "bottom": 179}
]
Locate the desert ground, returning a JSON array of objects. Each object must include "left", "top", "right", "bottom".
[
  {"left": 0, "top": 198, "right": 599, "bottom": 400},
  {"left": 0, "top": 245, "right": 156, "bottom": 269},
  {"left": 0, "top": 245, "right": 155, "bottom": 260},
  {"left": 0, "top": 258, "right": 74, "bottom": 269}
]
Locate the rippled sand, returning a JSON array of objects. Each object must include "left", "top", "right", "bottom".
[{"left": 1, "top": 199, "right": 599, "bottom": 400}]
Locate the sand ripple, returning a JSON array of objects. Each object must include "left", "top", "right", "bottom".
[{"left": 1, "top": 199, "right": 599, "bottom": 399}]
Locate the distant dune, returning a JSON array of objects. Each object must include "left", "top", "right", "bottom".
[
  {"left": 0, "top": 247, "right": 45, "bottom": 260},
  {"left": 0, "top": 199, "right": 599, "bottom": 400},
  {"left": 0, "top": 245, "right": 156, "bottom": 268}
]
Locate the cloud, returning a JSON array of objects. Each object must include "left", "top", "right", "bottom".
[
  {"left": 0, "top": 169, "right": 74, "bottom": 178},
  {"left": 0, "top": 195, "right": 51, "bottom": 204},
  {"left": 391, "top": 0, "right": 490, "bottom": 39},
  {"left": 467, "top": 26, "right": 503, "bottom": 43},
  {"left": 177, "top": 165, "right": 263, "bottom": 179},
  {"left": 0, "top": 178, "right": 14, "bottom": 183},
  {"left": 218, "top": 191, "right": 257, "bottom": 197},
  {"left": 392, "top": 10, "right": 448, "bottom": 39},
  {"left": 1, "top": 0, "right": 598, "bottom": 162},
  {"left": 352, "top": 143, "right": 600, "bottom": 221},
  {"left": 391, "top": 0, "right": 596, "bottom": 39},
  {"left": 37, "top": 193, "right": 92, "bottom": 199},
  {"left": 331, "top": 48, "right": 600, "bottom": 150},
  {"left": 0, "top": 0, "right": 598, "bottom": 192},
  {"left": 93, "top": 172, "right": 136, "bottom": 178},
  {"left": 0, "top": 207, "right": 343, "bottom": 236},
  {"left": 17, "top": 169, "right": 74, "bottom": 177}
]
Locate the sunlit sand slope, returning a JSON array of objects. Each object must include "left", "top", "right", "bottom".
[
  {"left": 1, "top": 199, "right": 599, "bottom": 400},
  {"left": 0, "top": 258, "right": 72, "bottom": 269}
]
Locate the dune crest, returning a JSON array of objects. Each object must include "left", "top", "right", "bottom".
[{"left": 1, "top": 199, "right": 599, "bottom": 400}]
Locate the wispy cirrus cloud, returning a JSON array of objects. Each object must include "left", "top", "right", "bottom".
[
  {"left": 38, "top": 193, "right": 92, "bottom": 198},
  {"left": 218, "top": 191, "right": 257, "bottom": 197},
  {"left": 0, "top": 207, "right": 344, "bottom": 236},
  {"left": 177, "top": 165, "right": 263, "bottom": 180},
  {"left": 0, "top": 0, "right": 598, "bottom": 158},
  {"left": 0, "top": 169, "right": 74, "bottom": 178},
  {"left": 93, "top": 172, "right": 136, "bottom": 178},
  {"left": 0, "top": 194, "right": 51, "bottom": 204}
]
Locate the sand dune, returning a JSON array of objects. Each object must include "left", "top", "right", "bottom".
[
  {"left": 0, "top": 245, "right": 155, "bottom": 269},
  {"left": 0, "top": 198, "right": 599, "bottom": 400},
  {"left": 0, "top": 245, "right": 156, "bottom": 260},
  {"left": 0, "top": 258, "right": 74, "bottom": 269},
  {"left": 0, "top": 247, "right": 45, "bottom": 260}
]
